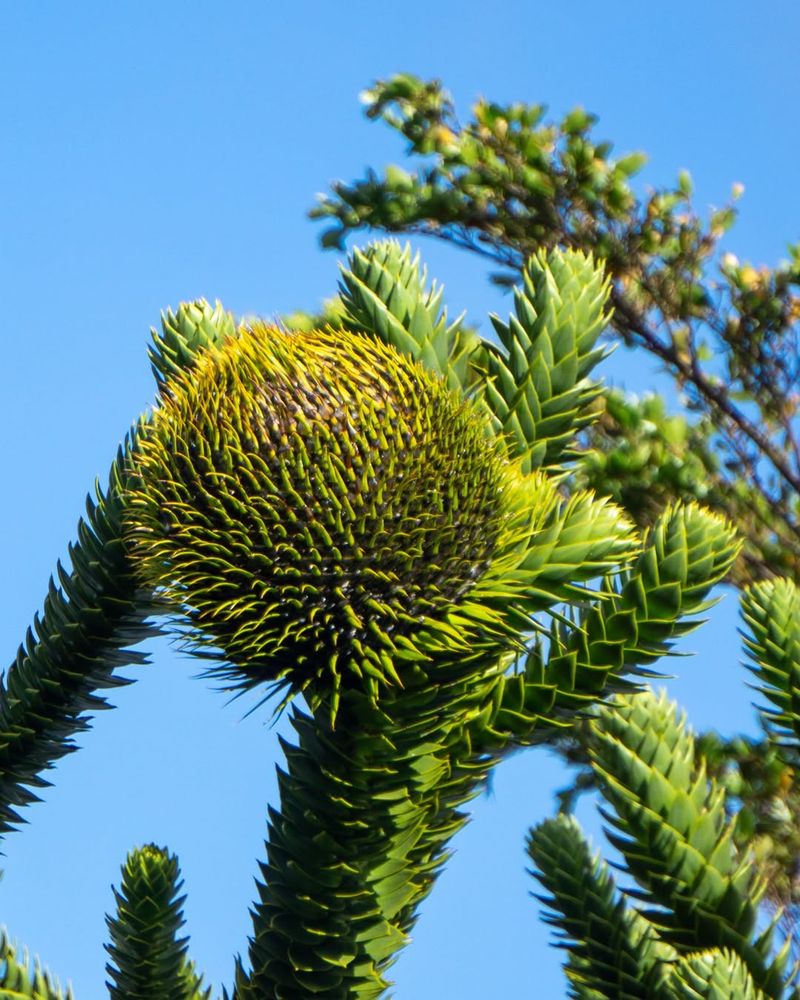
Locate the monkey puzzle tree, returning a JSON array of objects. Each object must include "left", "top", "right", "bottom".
[{"left": 2, "top": 241, "right": 760, "bottom": 998}]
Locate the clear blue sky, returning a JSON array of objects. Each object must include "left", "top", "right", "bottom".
[{"left": 1, "top": 3, "right": 798, "bottom": 997}]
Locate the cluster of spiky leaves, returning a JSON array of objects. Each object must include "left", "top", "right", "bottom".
[
  {"left": 742, "top": 578, "right": 800, "bottom": 751},
  {"left": 149, "top": 298, "right": 237, "bottom": 390},
  {"left": 528, "top": 813, "right": 676, "bottom": 998},
  {"left": 721, "top": 578, "right": 800, "bottom": 946},
  {"left": 516, "top": 431, "right": 739, "bottom": 763},
  {"left": 125, "top": 246, "right": 646, "bottom": 997},
  {"left": 485, "top": 249, "right": 610, "bottom": 471},
  {"left": 533, "top": 572, "right": 800, "bottom": 986},
  {"left": 539, "top": 575, "right": 800, "bottom": 934},
  {"left": 528, "top": 691, "right": 794, "bottom": 999},
  {"left": 489, "top": 502, "right": 739, "bottom": 744},
  {"left": 673, "top": 950, "right": 771, "bottom": 1000},
  {"left": 225, "top": 500, "right": 739, "bottom": 999},
  {"left": 236, "top": 675, "right": 502, "bottom": 998},
  {"left": 105, "top": 844, "right": 210, "bottom": 1000},
  {"left": 122, "top": 255, "right": 664, "bottom": 998},
  {"left": 129, "top": 289, "right": 649, "bottom": 724}
]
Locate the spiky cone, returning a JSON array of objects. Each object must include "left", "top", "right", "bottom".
[{"left": 126, "top": 322, "right": 637, "bottom": 720}]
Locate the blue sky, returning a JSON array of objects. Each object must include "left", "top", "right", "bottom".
[{"left": 1, "top": 2, "right": 799, "bottom": 997}]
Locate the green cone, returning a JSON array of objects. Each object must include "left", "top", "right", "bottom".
[{"left": 126, "top": 323, "right": 530, "bottom": 714}]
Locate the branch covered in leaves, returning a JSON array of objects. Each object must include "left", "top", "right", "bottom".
[
  {"left": 487, "top": 501, "right": 739, "bottom": 745},
  {"left": 105, "top": 844, "right": 210, "bottom": 1000},
  {"left": 0, "top": 301, "right": 235, "bottom": 842},
  {"left": 0, "top": 439, "right": 156, "bottom": 839},
  {"left": 529, "top": 691, "right": 794, "bottom": 999},
  {"left": 528, "top": 813, "right": 675, "bottom": 999}
]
